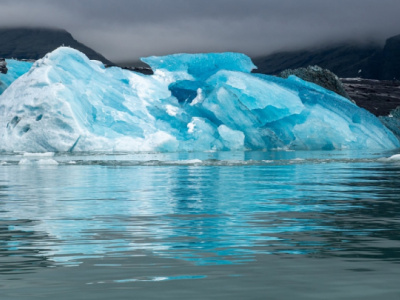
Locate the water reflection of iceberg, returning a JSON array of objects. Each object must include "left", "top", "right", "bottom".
[
  {"left": 2, "top": 151, "right": 397, "bottom": 267},
  {"left": 0, "top": 218, "right": 54, "bottom": 274}
]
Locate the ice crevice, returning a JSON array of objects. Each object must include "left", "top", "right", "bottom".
[{"left": 0, "top": 46, "right": 398, "bottom": 152}]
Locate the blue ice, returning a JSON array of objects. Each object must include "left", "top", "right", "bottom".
[
  {"left": 0, "top": 47, "right": 398, "bottom": 152},
  {"left": 0, "top": 59, "right": 33, "bottom": 94}
]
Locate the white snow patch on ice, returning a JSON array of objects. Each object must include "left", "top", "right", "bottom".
[
  {"left": 187, "top": 121, "right": 196, "bottom": 134},
  {"left": 166, "top": 105, "right": 179, "bottom": 117}
]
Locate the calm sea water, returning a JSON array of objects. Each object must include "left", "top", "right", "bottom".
[{"left": 1, "top": 150, "right": 400, "bottom": 299}]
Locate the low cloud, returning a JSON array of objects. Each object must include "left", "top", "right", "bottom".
[{"left": 1, "top": 0, "right": 399, "bottom": 62}]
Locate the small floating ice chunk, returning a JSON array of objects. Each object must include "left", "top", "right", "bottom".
[
  {"left": 379, "top": 154, "right": 400, "bottom": 162},
  {"left": 19, "top": 158, "right": 32, "bottom": 165},
  {"left": 37, "top": 159, "right": 59, "bottom": 165},
  {"left": 171, "top": 159, "right": 202, "bottom": 165},
  {"left": 23, "top": 152, "right": 55, "bottom": 157},
  {"left": 288, "top": 158, "right": 306, "bottom": 164},
  {"left": 19, "top": 158, "right": 58, "bottom": 165},
  {"left": 388, "top": 154, "right": 400, "bottom": 161}
]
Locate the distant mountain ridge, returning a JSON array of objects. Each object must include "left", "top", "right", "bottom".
[
  {"left": 2, "top": 27, "right": 399, "bottom": 81},
  {"left": 0, "top": 27, "right": 112, "bottom": 65},
  {"left": 252, "top": 34, "right": 400, "bottom": 80}
]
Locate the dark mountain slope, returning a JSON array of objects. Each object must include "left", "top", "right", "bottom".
[
  {"left": 0, "top": 28, "right": 112, "bottom": 65},
  {"left": 252, "top": 34, "right": 400, "bottom": 80},
  {"left": 252, "top": 43, "right": 381, "bottom": 78},
  {"left": 381, "top": 34, "right": 400, "bottom": 80}
]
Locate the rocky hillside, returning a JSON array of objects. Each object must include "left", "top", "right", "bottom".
[
  {"left": 0, "top": 58, "right": 7, "bottom": 74},
  {"left": 0, "top": 28, "right": 112, "bottom": 65},
  {"left": 275, "top": 66, "right": 400, "bottom": 119},
  {"left": 276, "top": 67, "right": 400, "bottom": 138},
  {"left": 342, "top": 78, "right": 400, "bottom": 116},
  {"left": 278, "top": 65, "right": 351, "bottom": 100},
  {"left": 253, "top": 34, "right": 400, "bottom": 80}
]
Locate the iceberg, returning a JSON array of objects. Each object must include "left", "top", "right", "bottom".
[{"left": 0, "top": 47, "right": 398, "bottom": 152}]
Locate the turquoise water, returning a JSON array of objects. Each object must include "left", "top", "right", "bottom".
[{"left": 1, "top": 150, "right": 400, "bottom": 299}]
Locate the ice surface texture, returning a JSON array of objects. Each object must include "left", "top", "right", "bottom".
[
  {"left": 0, "top": 59, "right": 33, "bottom": 94},
  {"left": 0, "top": 47, "right": 398, "bottom": 152}
]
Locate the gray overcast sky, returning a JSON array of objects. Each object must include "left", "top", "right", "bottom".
[{"left": 1, "top": 0, "right": 400, "bottom": 62}]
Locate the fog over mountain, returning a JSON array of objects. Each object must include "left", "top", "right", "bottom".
[
  {"left": 0, "top": 28, "right": 112, "bottom": 64},
  {"left": 253, "top": 34, "right": 400, "bottom": 80},
  {"left": 0, "top": 0, "right": 399, "bottom": 62}
]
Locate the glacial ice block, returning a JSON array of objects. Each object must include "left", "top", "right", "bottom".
[
  {"left": 142, "top": 52, "right": 256, "bottom": 81},
  {"left": 0, "top": 47, "right": 398, "bottom": 152},
  {"left": 0, "top": 59, "right": 33, "bottom": 94}
]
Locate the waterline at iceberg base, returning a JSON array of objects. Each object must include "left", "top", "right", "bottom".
[{"left": 0, "top": 47, "right": 398, "bottom": 153}]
